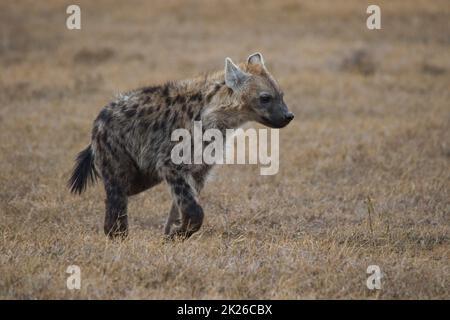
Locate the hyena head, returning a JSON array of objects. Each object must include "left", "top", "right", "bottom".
[{"left": 224, "top": 52, "right": 294, "bottom": 128}]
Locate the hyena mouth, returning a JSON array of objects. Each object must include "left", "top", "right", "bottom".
[{"left": 260, "top": 116, "right": 292, "bottom": 129}]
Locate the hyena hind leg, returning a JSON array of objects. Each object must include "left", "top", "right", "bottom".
[
  {"left": 104, "top": 182, "right": 129, "bottom": 239},
  {"left": 164, "top": 202, "right": 181, "bottom": 235}
]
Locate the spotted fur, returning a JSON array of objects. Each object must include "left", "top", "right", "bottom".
[{"left": 68, "top": 53, "right": 294, "bottom": 239}]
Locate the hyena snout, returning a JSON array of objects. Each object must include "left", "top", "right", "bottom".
[
  {"left": 285, "top": 112, "right": 295, "bottom": 121},
  {"left": 262, "top": 104, "right": 295, "bottom": 129},
  {"left": 279, "top": 111, "right": 295, "bottom": 127},
  {"left": 274, "top": 101, "right": 295, "bottom": 128}
]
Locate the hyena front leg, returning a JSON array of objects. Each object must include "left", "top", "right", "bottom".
[
  {"left": 164, "top": 171, "right": 208, "bottom": 235},
  {"left": 104, "top": 182, "right": 129, "bottom": 239},
  {"left": 164, "top": 172, "right": 204, "bottom": 240}
]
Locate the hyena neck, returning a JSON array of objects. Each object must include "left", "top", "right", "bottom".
[
  {"left": 201, "top": 107, "right": 248, "bottom": 133},
  {"left": 192, "top": 71, "right": 248, "bottom": 133}
]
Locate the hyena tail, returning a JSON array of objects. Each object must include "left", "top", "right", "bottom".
[{"left": 68, "top": 145, "right": 98, "bottom": 194}]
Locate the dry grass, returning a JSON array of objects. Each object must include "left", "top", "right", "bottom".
[{"left": 0, "top": 0, "right": 449, "bottom": 299}]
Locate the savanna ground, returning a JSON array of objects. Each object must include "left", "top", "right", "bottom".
[{"left": 0, "top": 0, "right": 449, "bottom": 299}]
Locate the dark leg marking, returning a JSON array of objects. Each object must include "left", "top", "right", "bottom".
[{"left": 164, "top": 172, "right": 204, "bottom": 240}]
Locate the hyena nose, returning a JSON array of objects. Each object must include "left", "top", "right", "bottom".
[{"left": 285, "top": 112, "right": 295, "bottom": 121}]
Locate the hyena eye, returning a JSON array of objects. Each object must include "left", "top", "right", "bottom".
[{"left": 259, "top": 93, "right": 272, "bottom": 104}]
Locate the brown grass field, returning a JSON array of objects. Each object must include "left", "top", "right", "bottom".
[{"left": 0, "top": 0, "right": 449, "bottom": 299}]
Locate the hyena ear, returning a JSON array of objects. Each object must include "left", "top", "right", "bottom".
[
  {"left": 247, "top": 52, "right": 265, "bottom": 66},
  {"left": 224, "top": 58, "right": 250, "bottom": 91}
]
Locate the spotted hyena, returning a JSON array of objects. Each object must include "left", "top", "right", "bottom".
[{"left": 68, "top": 53, "right": 294, "bottom": 239}]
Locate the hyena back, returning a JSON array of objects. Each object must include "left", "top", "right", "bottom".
[{"left": 68, "top": 53, "right": 294, "bottom": 239}]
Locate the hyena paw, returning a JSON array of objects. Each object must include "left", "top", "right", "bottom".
[
  {"left": 163, "top": 218, "right": 181, "bottom": 235},
  {"left": 104, "top": 220, "right": 129, "bottom": 240},
  {"left": 165, "top": 228, "right": 193, "bottom": 242}
]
